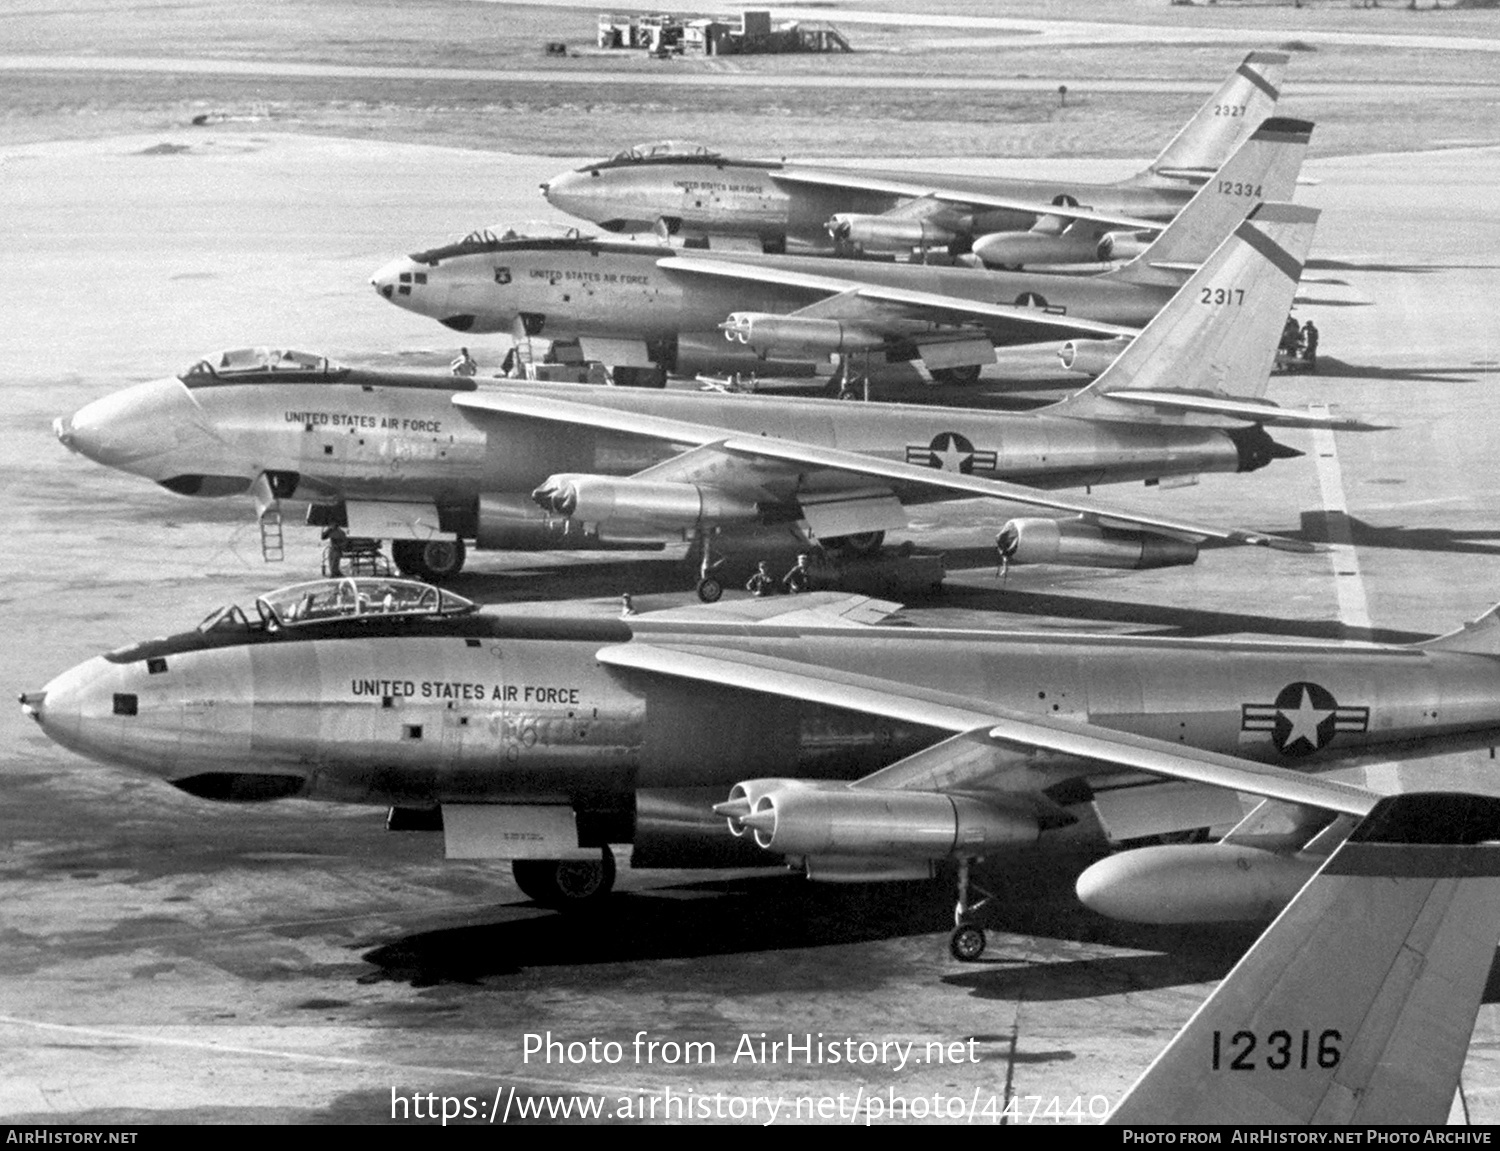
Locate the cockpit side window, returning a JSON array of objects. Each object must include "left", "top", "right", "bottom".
[{"left": 254, "top": 578, "right": 476, "bottom": 629}]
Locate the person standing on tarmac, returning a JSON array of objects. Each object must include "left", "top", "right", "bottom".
[
  {"left": 1280, "top": 315, "right": 1301, "bottom": 355},
  {"left": 746, "top": 561, "right": 776, "bottom": 597},
  {"left": 1301, "top": 320, "right": 1319, "bottom": 370},
  {"left": 451, "top": 347, "right": 478, "bottom": 377},
  {"left": 782, "top": 554, "right": 812, "bottom": 594}
]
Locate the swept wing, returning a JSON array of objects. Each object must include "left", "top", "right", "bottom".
[{"left": 452, "top": 389, "right": 1314, "bottom": 553}]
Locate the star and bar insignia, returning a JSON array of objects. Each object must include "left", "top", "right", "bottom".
[
  {"left": 1240, "top": 681, "right": 1369, "bottom": 758},
  {"left": 904, "top": 432, "right": 998, "bottom": 475}
]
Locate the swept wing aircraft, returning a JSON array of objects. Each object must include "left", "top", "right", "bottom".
[
  {"left": 375, "top": 118, "right": 1310, "bottom": 384},
  {"left": 60, "top": 205, "right": 1358, "bottom": 588},
  {"left": 540, "top": 52, "right": 1289, "bottom": 263},
  {"left": 23, "top": 584, "right": 1500, "bottom": 967}
]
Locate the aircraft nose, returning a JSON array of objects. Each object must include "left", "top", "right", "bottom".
[
  {"left": 370, "top": 256, "right": 426, "bottom": 308},
  {"left": 541, "top": 169, "right": 591, "bottom": 216},
  {"left": 61, "top": 377, "right": 205, "bottom": 472},
  {"left": 25, "top": 657, "right": 113, "bottom": 762}
]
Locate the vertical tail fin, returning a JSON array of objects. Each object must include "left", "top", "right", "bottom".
[
  {"left": 1050, "top": 201, "right": 1318, "bottom": 417},
  {"left": 1145, "top": 51, "right": 1290, "bottom": 182},
  {"left": 1108, "top": 792, "right": 1500, "bottom": 1126},
  {"left": 1113, "top": 117, "right": 1312, "bottom": 285}
]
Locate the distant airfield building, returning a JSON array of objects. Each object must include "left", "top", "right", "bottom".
[{"left": 597, "top": 9, "right": 851, "bottom": 54}]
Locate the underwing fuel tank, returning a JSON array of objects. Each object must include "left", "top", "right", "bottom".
[{"left": 1075, "top": 843, "right": 1320, "bottom": 924}]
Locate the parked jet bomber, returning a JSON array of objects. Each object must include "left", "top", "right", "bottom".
[{"left": 59, "top": 205, "right": 1369, "bottom": 592}]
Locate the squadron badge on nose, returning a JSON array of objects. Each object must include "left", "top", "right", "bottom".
[{"left": 1241, "top": 681, "right": 1369, "bottom": 757}]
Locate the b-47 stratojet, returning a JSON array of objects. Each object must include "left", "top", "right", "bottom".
[
  {"left": 23, "top": 581, "right": 1500, "bottom": 966},
  {"left": 540, "top": 52, "right": 1288, "bottom": 265},
  {"left": 59, "top": 205, "right": 1365, "bottom": 590},
  {"left": 375, "top": 117, "right": 1310, "bottom": 385}
]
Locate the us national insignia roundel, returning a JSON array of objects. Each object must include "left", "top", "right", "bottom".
[
  {"left": 1240, "top": 681, "right": 1370, "bottom": 758},
  {"left": 903, "top": 432, "right": 998, "bottom": 475}
]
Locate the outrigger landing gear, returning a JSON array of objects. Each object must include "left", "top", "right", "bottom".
[
  {"left": 949, "top": 856, "right": 995, "bottom": 962},
  {"left": 695, "top": 532, "right": 725, "bottom": 603}
]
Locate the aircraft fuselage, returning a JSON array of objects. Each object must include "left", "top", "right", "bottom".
[
  {"left": 541, "top": 158, "right": 1192, "bottom": 248},
  {"left": 34, "top": 608, "right": 1500, "bottom": 819},
  {"left": 370, "top": 237, "right": 1174, "bottom": 343},
  {"left": 60, "top": 372, "right": 1272, "bottom": 533}
]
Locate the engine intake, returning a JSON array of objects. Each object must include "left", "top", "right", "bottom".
[
  {"left": 723, "top": 779, "right": 1037, "bottom": 858},
  {"left": 720, "top": 313, "right": 885, "bottom": 359},
  {"left": 532, "top": 474, "right": 760, "bottom": 531},
  {"left": 997, "top": 517, "right": 1199, "bottom": 570}
]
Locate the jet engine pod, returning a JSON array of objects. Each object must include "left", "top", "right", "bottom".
[
  {"left": 1076, "top": 843, "right": 1321, "bottom": 924},
  {"left": 736, "top": 782, "right": 1038, "bottom": 858},
  {"left": 1057, "top": 337, "right": 1133, "bottom": 377},
  {"left": 970, "top": 228, "right": 1101, "bottom": 268},
  {"left": 997, "top": 517, "right": 1199, "bottom": 570},
  {"left": 531, "top": 474, "right": 760, "bottom": 530},
  {"left": 1096, "top": 231, "right": 1151, "bottom": 262},
  {"left": 720, "top": 313, "right": 886, "bottom": 359},
  {"left": 714, "top": 777, "right": 813, "bottom": 837},
  {"left": 826, "top": 214, "right": 958, "bottom": 255}
]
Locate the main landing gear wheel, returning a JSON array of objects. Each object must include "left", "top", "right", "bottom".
[
  {"left": 949, "top": 925, "right": 986, "bottom": 962},
  {"left": 392, "top": 538, "right": 467, "bottom": 583},
  {"left": 932, "top": 364, "right": 983, "bottom": 385},
  {"left": 696, "top": 576, "right": 724, "bottom": 603},
  {"left": 512, "top": 847, "right": 616, "bottom": 910},
  {"left": 949, "top": 856, "right": 994, "bottom": 963}
]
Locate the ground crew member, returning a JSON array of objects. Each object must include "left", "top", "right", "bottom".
[
  {"left": 1301, "top": 320, "right": 1319, "bottom": 370},
  {"left": 745, "top": 561, "right": 776, "bottom": 597},
  {"left": 320, "top": 525, "right": 348, "bottom": 577},
  {"left": 782, "top": 554, "right": 812, "bottom": 594},
  {"left": 1280, "top": 315, "right": 1301, "bottom": 354},
  {"left": 451, "top": 347, "right": 478, "bottom": 377}
]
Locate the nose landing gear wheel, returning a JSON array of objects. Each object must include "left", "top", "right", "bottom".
[
  {"left": 696, "top": 576, "right": 724, "bottom": 603},
  {"left": 949, "top": 925, "right": 987, "bottom": 962}
]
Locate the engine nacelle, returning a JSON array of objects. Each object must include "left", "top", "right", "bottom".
[
  {"left": 1057, "top": 337, "right": 1133, "bottom": 377},
  {"left": 720, "top": 313, "right": 885, "bottom": 359},
  {"left": 731, "top": 779, "right": 1037, "bottom": 858},
  {"left": 827, "top": 214, "right": 958, "bottom": 254},
  {"left": 1076, "top": 843, "right": 1321, "bottom": 924},
  {"left": 1096, "top": 231, "right": 1151, "bottom": 261},
  {"left": 532, "top": 474, "right": 760, "bottom": 530},
  {"left": 997, "top": 517, "right": 1199, "bottom": 570},
  {"left": 971, "top": 228, "right": 1105, "bottom": 267}
]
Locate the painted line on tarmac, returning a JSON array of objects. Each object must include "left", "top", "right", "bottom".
[
  {"left": 1310, "top": 405, "right": 1370, "bottom": 634},
  {"left": 0, "top": 1014, "right": 666, "bottom": 1101}
]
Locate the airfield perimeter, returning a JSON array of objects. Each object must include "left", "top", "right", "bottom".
[{"left": 4, "top": 0, "right": 1500, "bottom": 1125}]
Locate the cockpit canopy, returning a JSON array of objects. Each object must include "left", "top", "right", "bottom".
[
  {"left": 179, "top": 348, "right": 349, "bottom": 387},
  {"left": 408, "top": 221, "right": 591, "bottom": 264},
  {"left": 607, "top": 140, "right": 720, "bottom": 164},
  {"left": 197, "top": 578, "right": 477, "bottom": 634}
]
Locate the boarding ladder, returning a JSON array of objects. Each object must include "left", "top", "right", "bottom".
[{"left": 259, "top": 507, "right": 285, "bottom": 562}]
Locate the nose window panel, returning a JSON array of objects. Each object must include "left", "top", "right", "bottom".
[{"left": 113, "top": 693, "right": 138, "bottom": 716}]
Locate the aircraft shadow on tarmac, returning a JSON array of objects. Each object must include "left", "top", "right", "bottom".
[
  {"left": 1290, "top": 511, "right": 1500, "bottom": 559},
  {"left": 1303, "top": 259, "right": 1500, "bottom": 275},
  {"left": 1306, "top": 357, "right": 1490, "bottom": 382},
  {"left": 930, "top": 554, "right": 1432, "bottom": 644},
  {"left": 355, "top": 850, "right": 1398, "bottom": 1001}
]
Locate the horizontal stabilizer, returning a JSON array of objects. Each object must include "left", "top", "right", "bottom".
[
  {"left": 1421, "top": 601, "right": 1500, "bottom": 655},
  {"left": 1100, "top": 390, "right": 1388, "bottom": 430}
]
